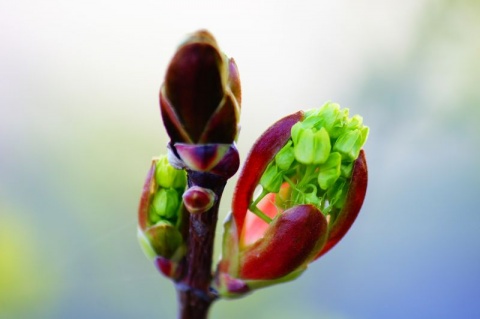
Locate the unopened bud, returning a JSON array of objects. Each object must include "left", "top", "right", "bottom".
[
  {"left": 155, "top": 156, "right": 187, "bottom": 189},
  {"left": 152, "top": 188, "right": 180, "bottom": 220},
  {"left": 145, "top": 221, "right": 184, "bottom": 259},
  {"left": 182, "top": 186, "right": 216, "bottom": 214},
  {"left": 333, "top": 129, "right": 362, "bottom": 161},
  {"left": 160, "top": 30, "right": 241, "bottom": 144},
  {"left": 275, "top": 141, "right": 295, "bottom": 170}
]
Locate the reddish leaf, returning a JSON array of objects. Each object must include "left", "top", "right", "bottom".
[
  {"left": 239, "top": 205, "right": 327, "bottom": 280},
  {"left": 232, "top": 111, "right": 304, "bottom": 235},
  {"left": 316, "top": 149, "right": 368, "bottom": 258}
]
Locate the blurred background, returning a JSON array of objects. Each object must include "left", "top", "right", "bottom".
[{"left": 1, "top": 0, "right": 479, "bottom": 318}]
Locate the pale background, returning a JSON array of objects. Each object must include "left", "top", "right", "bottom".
[{"left": 1, "top": 0, "right": 479, "bottom": 318}]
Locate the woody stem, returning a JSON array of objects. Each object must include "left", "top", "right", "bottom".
[{"left": 176, "top": 170, "right": 226, "bottom": 319}]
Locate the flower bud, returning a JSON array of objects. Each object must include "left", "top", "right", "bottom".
[
  {"left": 215, "top": 103, "right": 369, "bottom": 296},
  {"left": 182, "top": 186, "right": 216, "bottom": 214},
  {"left": 259, "top": 162, "right": 283, "bottom": 194},
  {"left": 138, "top": 158, "right": 188, "bottom": 278},
  {"left": 160, "top": 30, "right": 241, "bottom": 144},
  {"left": 275, "top": 141, "right": 295, "bottom": 170},
  {"left": 155, "top": 155, "right": 187, "bottom": 189},
  {"left": 152, "top": 188, "right": 180, "bottom": 221},
  {"left": 146, "top": 221, "right": 184, "bottom": 259},
  {"left": 292, "top": 126, "right": 331, "bottom": 164},
  {"left": 333, "top": 129, "right": 362, "bottom": 161}
]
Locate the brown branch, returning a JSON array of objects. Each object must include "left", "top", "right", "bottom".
[{"left": 176, "top": 170, "right": 226, "bottom": 319}]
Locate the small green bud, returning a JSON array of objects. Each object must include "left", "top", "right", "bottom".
[
  {"left": 329, "top": 107, "right": 350, "bottom": 139},
  {"left": 152, "top": 188, "right": 180, "bottom": 220},
  {"left": 333, "top": 129, "right": 362, "bottom": 161},
  {"left": 260, "top": 162, "right": 283, "bottom": 193},
  {"left": 340, "top": 161, "right": 354, "bottom": 178},
  {"left": 291, "top": 122, "right": 302, "bottom": 146},
  {"left": 346, "top": 114, "right": 363, "bottom": 131},
  {"left": 155, "top": 156, "right": 187, "bottom": 189},
  {"left": 294, "top": 127, "right": 331, "bottom": 164},
  {"left": 146, "top": 221, "right": 184, "bottom": 259},
  {"left": 317, "top": 152, "right": 341, "bottom": 190},
  {"left": 301, "top": 113, "right": 322, "bottom": 129},
  {"left": 148, "top": 206, "right": 161, "bottom": 224},
  {"left": 315, "top": 102, "right": 341, "bottom": 132},
  {"left": 275, "top": 141, "right": 295, "bottom": 170}
]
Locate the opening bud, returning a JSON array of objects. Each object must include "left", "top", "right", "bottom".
[{"left": 216, "top": 103, "right": 369, "bottom": 296}]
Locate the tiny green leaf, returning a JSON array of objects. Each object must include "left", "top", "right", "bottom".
[
  {"left": 318, "top": 152, "right": 341, "bottom": 190},
  {"left": 275, "top": 141, "right": 295, "bottom": 170},
  {"left": 260, "top": 162, "right": 284, "bottom": 193}
]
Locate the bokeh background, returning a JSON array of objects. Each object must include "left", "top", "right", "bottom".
[{"left": 1, "top": 0, "right": 479, "bottom": 318}]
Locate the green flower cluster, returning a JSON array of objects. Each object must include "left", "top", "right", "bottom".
[
  {"left": 149, "top": 156, "right": 187, "bottom": 226},
  {"left": 257, "top": 102, "right": 369, "bottom": 219},
  {"left": 139, "top": 155, "right": 188, "bottom": 260}
]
